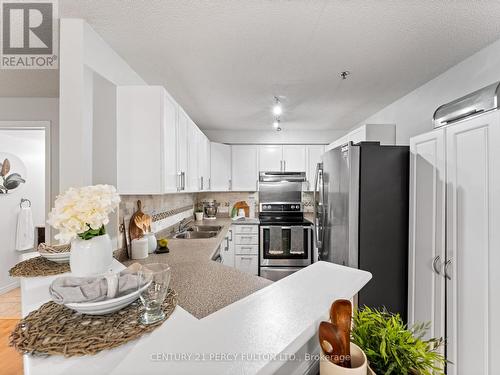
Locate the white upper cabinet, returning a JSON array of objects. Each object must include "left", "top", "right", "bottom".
[
  {"left": 232, "top": 145, "right": 259, "bottom": 191},
  {"left": 258, "top": 145, "right": 282, "bottom": 172},
  {"left": 282, "top": 145, "right": 306, "bottom": 172},
  {"left": 327, "top": 124, "right": 396, "bottom": 151},
  {"left": 117, "top": 86, "right": 176, "bottom": 194},
  {"left": 210, "top": 142, "right": 231, "bottom": 191},
  {"left": 196, "top": 128, "right": 210, "bottom": 191},
  {"left": 186, "top": 119, "right": 199, "bottom": 191},
  {"left": 305, "top": 145, "right": 325, "bottom": 190},
  {"left": 176, "top": 109, "right": 189, "bottom": 191}
]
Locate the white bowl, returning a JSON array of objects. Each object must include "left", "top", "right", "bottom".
[
  {"left": 64, "top": 282, "right": 150, "bottom": 315},
  {"left": 39, "top": 251, "right": 70, "bottom": 264}
]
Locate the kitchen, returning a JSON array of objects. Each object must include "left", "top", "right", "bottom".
[{"left": 0, "top": 2, "right": 500, "bottom": 375}]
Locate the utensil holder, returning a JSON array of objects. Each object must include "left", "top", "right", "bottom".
[
  {"left": 320, "top": 342, "right": 367, "bottom": 375},
  {"left": 195, "top": 212, "right": 204, "bottom": 221}
]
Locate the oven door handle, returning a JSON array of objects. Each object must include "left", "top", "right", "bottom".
[{"left": 260, "top": 226, "right": 312, "bottom": 230}]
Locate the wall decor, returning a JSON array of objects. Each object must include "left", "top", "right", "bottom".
[{"left": 0, "top": 153, "right": 27, "bottom": 194}]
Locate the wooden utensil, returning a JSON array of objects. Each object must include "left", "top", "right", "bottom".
[
  {"left": 129, "top": 200, "right": 147, "bottom": 241},
  {"left": 330, "top": 299, "right": 352, "bottom": 368},
  {"left": 319, "top": 321, "right": 349, "bottom": 367}
]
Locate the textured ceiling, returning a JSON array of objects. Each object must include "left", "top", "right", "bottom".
[{"left": 5, "top": 1, "right": 500, "bottom": 131}]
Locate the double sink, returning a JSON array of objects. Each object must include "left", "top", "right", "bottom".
[{"left": 173, "top": 225, "right": 222, "bottom": 239}]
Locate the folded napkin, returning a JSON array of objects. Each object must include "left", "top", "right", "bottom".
[{"left": 50, "top": 263, "right": 145, "bottom": 304}]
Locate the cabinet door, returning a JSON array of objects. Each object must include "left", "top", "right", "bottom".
[
  {"left": 210, "top": 142, "right": 231, "bottom": 191},
  {"left": 196, "top": 130, "right": 209, "bottom": 191},
  {"left": 186, "top": 119, "right": 199, "bottom": 191},
  {"left": 231, "top": 145, "right": 258, "bottom": 191},
  {"left": 445, "top": 111, "right": 500, "bottom": 375},
  {"left": 222, "top": 229, "right": 235, "bottom": 267},
  {"left": 163, "top": 94, "right": 178, "bottom": 192},
  {"left": 235, "top": 255, "right": 258, "bottom": 275},
  {"left": 116, "top": 86, "right": 163, "bottom": 194},
  {"left": 283, "top": 145, "right": 306, "bottom": 172},
  {"left": 306, "top": 145, "right": 325, "bottom": 190},
  {"left": 259, "top": 145, "right": 282, "bottom": 172},
  {"left": 176, "top": 110, "right": 188, "bottom": 190},
  {"left": 408, "top": 130, "right": 445, "bottom": 346}
]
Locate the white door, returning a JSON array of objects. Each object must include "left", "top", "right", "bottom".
[
  {"left": 306, "top": 145, "right": 325, "bottom": 190},
  {"left": 258, "top": 145, "right": 282, "bottom": 172},
  {"left": 163, "top": 94, "right": 178, "bottom": 192},
  {"left": 282, "top": 145, "right": 306, "bottom": 172},
  {"left": 196, "top": 130, "right": 209, "bottom": 191},
  {"left": 445, "top": 111, "right": 500, "bottom": 375},
  {"left": 176, "top": 110, "right": 188, "bottom": 191},
  {"left": 231, "top": 145, "right": 258, "bottom": 191},
  {"left": 408, "top": 129, "right": 446, "bottom": 348},
  {"left": 210, "top": 142, "right": 231, "bottom": 191},
  {"left": 186, "top": 119, "right": 199, "bottom": 191}
]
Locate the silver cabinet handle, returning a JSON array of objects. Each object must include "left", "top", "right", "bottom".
[
  {"left": 200, "top": 176, "right": 204, "bottom": 191},
  {"left": 283, "top": 160, "right": 286, "bottom": 171},
  {"left": 225, "top": 236, "right": 229, "bottom": 251},
  {"left": 229, "top": 229, "right": 233, "bottom": 241},
  {"left": 432, "top": 255, "right": 442, "bottom": 275},
  {"left": 280, "top": 160, "right": 283, "bottom": 172},
  {"left": 444, "top": 259, "right": 452, "bottom": 280},
  {"left": 256, "top": 180, "right": 258, "bottom": 191},
  {"left": 228, "top": 179, "right": 232, "bottom": 191},
  {"left": 208, "top": 177, "right": 211, "bottom": 190},
  {"left": 182, "top": 172, "right": 186, "bottom": 190},
  {"left": 177, "top": 172, "right": 182, "bottom": 191}
]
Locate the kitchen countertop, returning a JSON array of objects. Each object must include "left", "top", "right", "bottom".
[
  {"left": 124, "top": 217, "right": 271, "bottom": 319},
  {"left": 20, "top": 215, "right": 372, "bottom": 375}
]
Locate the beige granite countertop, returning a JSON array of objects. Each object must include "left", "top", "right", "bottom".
[{"left": 124, "top": 218, "right": 272, "bottom": 319}]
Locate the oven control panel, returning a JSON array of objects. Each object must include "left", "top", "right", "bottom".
[{"left": 260, "top": 203, "right": 303, "bottom": 212}]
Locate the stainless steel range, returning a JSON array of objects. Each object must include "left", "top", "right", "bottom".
[{"left": 258, "top": 172, "right": 313, "bottom": 281}]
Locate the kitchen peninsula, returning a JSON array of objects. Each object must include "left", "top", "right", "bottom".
[{"left": 20, "top": 219, "right": 371, "bottom": 375}]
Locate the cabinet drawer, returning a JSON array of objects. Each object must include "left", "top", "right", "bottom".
[
  {"left": 235, "top": 255, "right": 258, "bottom": 276},
  {"left": 234, "top": 234, "right": 258, "bottom": 245},
  {"left": 233, "top": 225, "right": 258, "bottom": 234},
  {"left": 235, "top": 244, "right": 258, "bottom": 255}
]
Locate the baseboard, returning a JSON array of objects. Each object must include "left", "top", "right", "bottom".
[{"left": 0, "top": 281, "right": 20, "bottom": 295}]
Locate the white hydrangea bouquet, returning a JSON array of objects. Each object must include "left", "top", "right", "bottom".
[{"left": 48, "top": 184, "right": 121, "bottom": 243}]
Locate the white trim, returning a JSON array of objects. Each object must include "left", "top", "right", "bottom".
[{"left": 0, "top": 280, "right": 19, "bottom": 295}]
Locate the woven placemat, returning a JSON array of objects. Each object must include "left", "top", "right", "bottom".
[
  {"left": 9, "top": 256, "right": 70, "bottom": 277},
  {"left": 10, "top": 288, "right": 178, "bottom": 357}
]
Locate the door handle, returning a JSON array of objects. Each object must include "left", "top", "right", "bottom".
[
  {"left": 432, "top": 255, "right": 442, "bottom": 275},
  {"left": 444, "top": 259, "right": 452, "bottom": 280}
]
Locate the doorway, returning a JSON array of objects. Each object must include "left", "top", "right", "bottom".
[{"left": 0, "top": 122, "right": 50, "bottom": 297}]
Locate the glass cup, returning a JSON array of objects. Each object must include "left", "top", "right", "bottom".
[{"left": 137, "top": 263, "right": 171, "bottom": 325}]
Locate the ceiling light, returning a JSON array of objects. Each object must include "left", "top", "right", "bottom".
[
  {"left": 273, "top": 118, "right": 280, "bottom": 128},
  {"left": 272, "top": 96, "right": 282, "bottom": 116},
  {"left": 340, "top": 71, "right": 351, "bottom": 80}
]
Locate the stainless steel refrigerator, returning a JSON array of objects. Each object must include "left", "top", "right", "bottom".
[{"left": 313, "top": 141, "right": 409, "bottom": 319}]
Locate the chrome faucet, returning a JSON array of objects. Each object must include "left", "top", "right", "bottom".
[{"left": 177, "top": 218, "right": 193, "bottom": 233}]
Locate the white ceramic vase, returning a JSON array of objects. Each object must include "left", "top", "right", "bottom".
[{"left": 70, "top": 233, "right": 113, "bottom": 277}]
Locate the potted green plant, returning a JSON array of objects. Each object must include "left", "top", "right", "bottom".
[{"left": 351, "top": 307, "right": 446, "bottom": 375}]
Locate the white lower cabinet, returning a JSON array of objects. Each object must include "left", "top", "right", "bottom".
[
  {"left": 235, "top": 255, "right": 259, "bottom": 275},
  {"left": 222, "top": 224, "right": 259, "bottom": 275},
  {"left": 409, "top": 111, "right": 500, "bottom": 375},
  {"left": 221, "top": 228, "right": 234, "bottom": 267}
]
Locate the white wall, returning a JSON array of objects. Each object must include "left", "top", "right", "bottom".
[
  {"left": 59, "top": 19, "right": 146, "bottom": 192},
  {"left": 357, "top": 37, "right": 500, "bottom": 144},
  {"left": 205, "top": 129, "right": 346, "bottom": 144},
  {"left": 0, "top": 128, "right": 45, "bottom": 293}
]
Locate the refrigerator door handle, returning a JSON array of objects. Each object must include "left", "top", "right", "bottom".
[{"left": 313, "top": 162, "right": 324, "bottom": 250}]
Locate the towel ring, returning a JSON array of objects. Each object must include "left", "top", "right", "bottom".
[{"left": 20, "top": 198, "right": 31, "bottom": 208}]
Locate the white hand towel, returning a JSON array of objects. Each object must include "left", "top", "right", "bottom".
[{"left": 16, "top": 206, "right": 34, "bottom": 251}]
